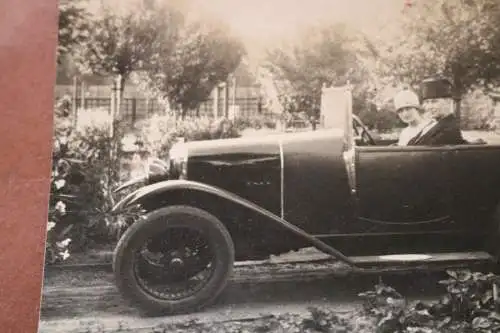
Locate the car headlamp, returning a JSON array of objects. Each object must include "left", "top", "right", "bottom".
[
  {"left": 146, "top": 157, "right": 170, "bottom": 183},
  {"left": 168, "top": 141, "right": 188, "bottom": 179}
]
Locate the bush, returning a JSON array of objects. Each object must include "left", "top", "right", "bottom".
[
  {"left": 45, "top": 108, "right": 126, "bottom": 264},
  {"left": 232, "top": 114, "right": 278, "bottom": 131},
  {"left": 357, "top": 270, "right": 500, "bottom": 333},
  {"left": 461, "top": 89, "right": 496, "bottom": 131},
  {"left": 133, "top": 115, "right": 243, "bottom": 160}
]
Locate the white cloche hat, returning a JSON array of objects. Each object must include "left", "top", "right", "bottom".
[{"left": 393, "top": 89, "right": 422, "bottom": 112}]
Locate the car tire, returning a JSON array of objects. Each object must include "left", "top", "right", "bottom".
[
  {"left": 112, "top": 205, "right": 235, "bottom": 316},
  {"left": 492, "top": 204, "right": 500, "bottom": 260}
]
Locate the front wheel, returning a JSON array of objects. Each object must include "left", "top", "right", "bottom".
[{"left": 112, "top": 205, "right": 235, "bottom": 315}]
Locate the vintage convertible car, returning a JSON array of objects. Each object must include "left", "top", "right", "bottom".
[{"left": 110, "top": 89, "right": 500, "bottom": 316}]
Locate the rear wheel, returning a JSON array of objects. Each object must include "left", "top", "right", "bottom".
[{"left": 113, "top": 205, "right": 235, "bottom": 315}]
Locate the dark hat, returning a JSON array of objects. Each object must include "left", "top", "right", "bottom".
[{"left": 420, "top": 77, "right": 453, "bottom": 100}]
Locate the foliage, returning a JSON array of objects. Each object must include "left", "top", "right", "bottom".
[
  {"left": 377, "top": 0, "right": 500, "bottom": 97},
  {"left": 133, "top": 115, "right": 242, "bottom": 160},
  {"left": 62, "top": 0, "right": 243, "bottom": 120},
  {"left": 232, "top": 115, "right": 278, "bottom": 131},
  {"left": 73, "top": 0, "right": 184, "bottom": 91},
  {"left": 142, "top": 19, "right": 246, "bottom": 118},
  {"left": 57, "top": 0, "right": 91, "bottom": 64},
  {"left": 356, "top": 270, "right": 500, "bottom": 333},
  {"left": 264, "top": 23, "right": 380, "bottom": 126},
  {"left": 46, "top": 108, "right": 127, "bottom": 264},
  {"left": 461, "top": 88, "right": 496, "bottom": 130}
]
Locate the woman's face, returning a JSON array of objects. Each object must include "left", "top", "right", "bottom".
[{"left": 397, "top": 107, "right": 422, "bottom": 125}]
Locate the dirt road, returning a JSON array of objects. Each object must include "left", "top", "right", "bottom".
[{"left": 38, "top": 256, "right": 449, "bottom": 333}]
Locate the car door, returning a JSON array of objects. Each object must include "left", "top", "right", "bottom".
[
  {"left": 353, "top": 145, "right": 457, "bottom": 253},
  {"left": 448, "top": 144, "right": 500, "bottom": 248}
]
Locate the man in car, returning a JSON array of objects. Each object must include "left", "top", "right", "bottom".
[{"left": 407, "top": 77, "right": 468, "bottom": 145}]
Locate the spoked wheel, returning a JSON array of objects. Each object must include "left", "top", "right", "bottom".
[
  {"left": 136, "top": 228, "right": 213, "bottom": 283},
  {"left": 113, "top": 205, "right": 235, "bottom": 315}
]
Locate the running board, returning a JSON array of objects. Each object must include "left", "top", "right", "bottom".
[
  {"left": 234, "top": 251, "right": 494, "bottom": 269},
  {"left": 349, "top": 251, "right": 495, "bottom": 270}
]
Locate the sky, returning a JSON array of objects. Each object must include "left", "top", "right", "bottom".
[
  {"left": 87, "top": 0, "right": 408, "bottom": 59},
  {"left": 189, "top": 0, "right": 405, "bottom": 51}
]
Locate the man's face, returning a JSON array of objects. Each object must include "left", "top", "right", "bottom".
[{"left": 422, "top": 98, "right": 453, "bottom": 118}]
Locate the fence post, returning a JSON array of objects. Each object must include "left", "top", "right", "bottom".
[
  {"left": 72, "top": 77, "right": 78, "bottom": 129},
  {"left": 81, "top": 81, "right": 86, "bottom": 110},
  {"left": 232, "top": 75, "right": 237, "bottom": 106},
  {"left": 132, "top": 98, "right": 137, "bottom": 124},
  {"left": 110, "top": 81, "right": 117, "bottom": 138},
  {"left": 116, "top": 75, "right": 122, "bottom": 118},
  {"left": 224, "top": 81, "right": 229, "bottom": 118},
  {"left": 213, "top": 86, "right": 219, "bottom": 118}
]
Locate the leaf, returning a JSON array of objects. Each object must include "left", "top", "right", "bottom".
[
  {"left": 47, "top": 221, "right": 56, "bottom": 232},
  {"left": 489, "top": 311, "right": 500, "bottom": 322},
  {"left": 472, "top": 317, "right": 492, "bottom": 329},
  {"left": 483, "top": 290, "right": 494, "bottom": 304},
  {"left": 437, "top": 316, "right": 452, "bottom": 328},
  {"left": 457, "top": 270, "right": 473, "bottom": 282},
  {"left": 56, "top": 238, "right": 72, "bottom": 248},
  {"left": 439, "top": 279, "right": 454, "bottom": 285},
  {"left": 59, "top": 224, "right": 73, "bottom": 238}
]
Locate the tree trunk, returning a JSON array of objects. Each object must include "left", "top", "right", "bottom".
[
  {"left": 116, "top": 73, "right": 127, "bottom": 119},
  {"left": 452, "top": 72, "right": 463, "bottom": 127},
  {"left": 454, "top": 98, "right": 462, "bottom": 128},
  {"left": 109, "top": 72, "right": 128, "bottom": 196}
]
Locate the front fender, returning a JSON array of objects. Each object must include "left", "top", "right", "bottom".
[
  {"left": 111, "top": 179, "right": 249, "bottom": 214},
  {"left": 110, "top": 179, "right": 357, "bottom": 267}
]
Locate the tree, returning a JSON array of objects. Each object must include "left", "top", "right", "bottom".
[
  {"left": 263, "top": 23, "right": 380, "bottom": 124},
  {"left": 57, "top": 0, "right": 91, "bottom": 64},
  {"left": 73, "top": 1, "right": 184, "bottom": 97},
  {"left": 145, "top": 19, "right": 246, "bottom": 118},
  {"left": 377, "top": 0, "right": 500, "bottom": 118}
]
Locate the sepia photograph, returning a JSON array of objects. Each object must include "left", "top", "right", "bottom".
[{"left": 40, "top": 0, "right": 500, "bottom": 332}]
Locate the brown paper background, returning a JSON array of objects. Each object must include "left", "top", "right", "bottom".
[{"left": 0, "top": 0, "right": 58, "bottom": 332}]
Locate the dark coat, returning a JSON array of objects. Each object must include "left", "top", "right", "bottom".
[{"left": 407, "top": 114, "right": 468, "bottom": 146}]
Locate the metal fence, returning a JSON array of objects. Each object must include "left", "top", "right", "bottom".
[{"left": 74, "top": 96, "right": 274, "bottom": 125}]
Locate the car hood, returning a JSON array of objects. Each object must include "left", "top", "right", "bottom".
[{"left": 180, "top": 128, "right": 345, "bottom": 158}]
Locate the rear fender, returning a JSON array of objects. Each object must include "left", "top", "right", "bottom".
[{"left": 111, "top": 179, "right": 357, "bottom": 266}]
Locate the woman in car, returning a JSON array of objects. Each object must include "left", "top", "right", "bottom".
[{"left": 393, "top": 89, "right": 436, "bottom": 146}]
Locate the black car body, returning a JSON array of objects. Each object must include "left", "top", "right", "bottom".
[{"left": 110, "top": 97, "right": 500, "bottom": 315}]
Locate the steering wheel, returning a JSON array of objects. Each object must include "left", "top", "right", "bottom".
[
  {"left": 352, "top": 115, "right": 377, "bottom": 146},
  {"left": 359, "top": 127, "right": 376, "bottom": 145},
  {"left": 353, "top": 124, "right": 376, "bottom": 146}
]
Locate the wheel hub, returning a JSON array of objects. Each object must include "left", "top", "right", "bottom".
[
  {"left": 169, "top": 257, "right": 184, "bottom": 269},
  {"left": 132, "top": 225, "right": 218, "bottom": 300}
]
